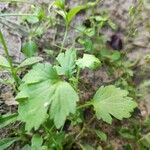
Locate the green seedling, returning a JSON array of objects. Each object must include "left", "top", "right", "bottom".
[{"left": 0, "top": 1, "right": 141, "bottom": 149}]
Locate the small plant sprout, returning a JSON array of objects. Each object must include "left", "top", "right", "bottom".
[{"left": 0, "top": 0, "right": 145, "bottom": 149}]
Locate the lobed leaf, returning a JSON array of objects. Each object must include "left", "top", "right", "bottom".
[
  {"left": 76, "top": 54, "right": 101, "bottom": 70},
  {"left": 95, "top": 130, "right": 107, "bottom": 142},
  {"left": 55, "top": 49, "right": 77, "bottom": 78},
  {"left": 21, "top": 145, "right": 31, "bottom": 150},
  {"left": 31, "top": 134, "right": 43, "bottom": 150},
  {"left": 22, "top": 41, "right": 38, "bottom": 58},
  {"left": 18, "top": 57, "right": 43, "bottom": 68},
  {"left": 16, "top": 63, "right": 79, "bottom": 131},
  {"left": 17, "top": 81, "right": 55, "bottom": 131},
  {"left": 22, "top": 63, "right": 58, "bottom": 84},
  {"left": 92, "top": 85, "right": 137, "bottom": 124},
  {"left": 49, "top": 81, "right": 79, "bottom": 128}
]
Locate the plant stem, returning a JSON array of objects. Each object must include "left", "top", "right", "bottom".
[
  {"left": 75, "top": 67, "right": 81, "bottom": 90},
  {"left": 0, "top": 30, "right": 19, "bottom": 88},
  {"left": 74, "top": 116, "right": 95, "bottom": 141},
  {"left": 60, "top": 25, "right": 68, "bottom": 53},
  {"left": 76, "top": 67, "right": 80, "bottom": 81},
  {"left": 53, "top": 43, "right": 84, "bottom": 51},
  {"left": 77, "top": 102, "right": 92, "bottom": 109},
  {"left": 42, "top": 124, "right": 54, "bottom": 135}
]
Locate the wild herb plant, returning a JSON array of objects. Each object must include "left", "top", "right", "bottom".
[{"left": 0, "top": 0, "right": 143, "bottom": 149}]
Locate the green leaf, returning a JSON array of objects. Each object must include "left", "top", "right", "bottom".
[
  {"left": 83, "top": 39, "right": 93, "bottom": 52},
  {"left": 100, "top": 49, "right": 111, "bottom": 58},
  {"left": 92, "top": 85, "right": 137, "bottom": 124},
  {"left": 111, "top": 51, "right": 121, "bottom": 61},
  {"left": 31, "top": 134, "right": 43, "bottom": 150},
  {"left": 0, "top": 137, "right": 19, "bottom": 150},
  {"left": 46, "top": 132, "right": 64, "bottom": 149},
  {"left": 108, "top": 20, "right": 117, "bottom": 30},
  {"left": 23, "top": 7, "right": 44, "bottom": 24},
  {"left": 55, "top": 49, "right": 77, "bottom": 77},
  {"left": 54, "top": 0, "right": 65, "bottom": 9},
  {"left": 139, "top": 133, "right": 150, "bottom": 149},
  {"left": 86, "top": 0, "right": 100, "bottom": 7},
  {"left": 85, "top": 28, "right": 95, "bottom": 37},
  {"left": 25, "top": 16, "right": 39, "bottom": 24},
  {"left": 0, "top": 55, "right": 10, "bottom": 68},
  {"left": 21, "top": 145, "right": 31, "bottom": 150},
  {"left": 80, "top": 144, "right": 95, "bottom": 150},
  {"left": 76, "top": 54, "right": 101, "bottom": 70},
  {"left": 144, "top": 54, "right": 150, "bottom": 63},
  {"left": 93, "top": 15, "right": 108, "bottom": 22},
  {"left": 119, "top": 127, "right": 135, "bottom": 140},
  {"left": 32, "top": 26, "right": 44, "bottom": 37},
  {"left": 66, "top": 5, "right": 86, "bottom": 25},
  {"left": 0, "top": 113, "right": 17, "bottom": 129},
  {"left": 17, "top": 82, "right": 54, "bottom": 131},
  {"left": 55, "top": 10, "right": 67, "bottom": 20},
  {"left": 16, "top": 63, "right": 59, "bottom": 131},
  {"left": 95, "top": 130, "right": 107, "bottom": 142},
  {"left": 16, "top": 63, "right": 78, "bottom": 131},
  {"left": 144, "top": 117, "right": 150, "bottom": 127},
  {"left": 100, "top": 49, "right": 121, "bottom": 61},
  {"left": 22, "top": 63, "right": 58, "bottom": 84},
  {"left": 41, "top": 146, "right": 48, "bottom": 150},
  {"left": 18, "top": 57, "right": 43, "bottom": 68},
  {"left": 49, "top": 81, "right": 79, "bottom": 128},
  {"left": 54, "top": 0, "right": 66, "bottom": 20},
  {"left": 97, "top": 146, "right": 103, "bottom": 150},
  {"left": 129, "top": 6, "right": 136, "bottom": 16},
  {"left": 22, "top": 41, "right": 38, "bottom": 57}
]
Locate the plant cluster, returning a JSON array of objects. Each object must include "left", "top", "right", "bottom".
[{"left": 0, "top": 0, "right": 149, "bottom": 149}]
